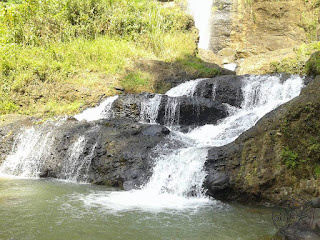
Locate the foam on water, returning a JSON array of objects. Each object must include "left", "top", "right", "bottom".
[
  {"left": 166, "top": 79, "right": 204, "bottom": 97},
  {"left": 0, "top": 74, "right": 305, "bottom": 212},
  {"left": 74, "top": 95, "right": 118, "bottom": 121},
  {"left": 82, "top": 74, "right": 304, "bottom": 212}
]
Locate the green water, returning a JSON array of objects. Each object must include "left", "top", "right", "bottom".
[{"left": 0, "top": 178, "right": 276, "bottom": 240}]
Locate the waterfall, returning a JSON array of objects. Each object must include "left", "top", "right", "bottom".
[
  {"left": 187, "top": 0, "right": 214, "bottom": 49},
  {"left": 60, "top": 136, "right": 98, "bottom": 182},
  {"left": 164, "top": 97, "right": 180, "bottom": 128},
  {"left": 0, "top": 74, "right": 305, "bottom": 211},
  {"left": 0, "top": 124, "right": 99, "bottom": 182},
  {"left": 75, "top": 95, "right": 118, "bottom": 121},
  {"left": 82, "top": 74, "right": 304, "bottom": 211},
  {"left": 140, "top": 94, "right": 162, "bottom": 124},
  {"left": 0, "top": 127, "right": 54, "bottom": 178},
  {"left": 166, "top": 79, "right": 204, "bottom": 97},
  {"left": 185, "top": 75, "right": 304, "bottom": 147}
]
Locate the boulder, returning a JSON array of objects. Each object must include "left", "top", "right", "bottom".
[
  {"left": 194, "top": 75, "right": 243, "bottom": 107},
  {"left": 204, "top": 76, "right": 320, "bottom": 204}
]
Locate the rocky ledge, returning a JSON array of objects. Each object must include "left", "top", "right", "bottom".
[{"left": 204, "top": 76, "right": 320, "bottom": 204}]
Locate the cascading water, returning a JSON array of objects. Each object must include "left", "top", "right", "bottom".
[
  {"left": 187, "top": 0, "right": 214, "bottom": 49},
  {"left": 166, "top": 78, "right": 204, "bottom": 97},
  {"left": 0, "top": 123, "right": 99, "bottom": 182},
  {"left": 0, "top": 72, "right": 304, "bottom": 211},
  {"left": 164, "top": 97, "right": 180, "bottom": 128},
  {"left": 0, "top": 127, "right": 54, "bottom": 178},
  {"left": 60, "top": 136, "right": 98, "bottom": 182},
  {"left": 75, "top": 95, "right": 118, "bottom": 121},
  {"left": 140, "top": 94, "right": 162, "bottom": 124},
  {"left": 184, "top": 75, "right": 304, "bottom": 147},
  {"left": 82, "top": 74, "right": 304, "bottom": 211}
]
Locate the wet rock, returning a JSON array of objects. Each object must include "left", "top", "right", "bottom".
[
  {"left": 142, "top": 125, "right": 170, "bottom": 136},
  {"left": 279, "top": 223, "right": 320, "bottom": 240},
  {"left": 156, "top": 95, "right": 228, "bottom": 128},
  {"left": 0, "top": 117, "right": 170, "bottom": 188},
  {"left": 112, "top": 93, "right": 228, "bottom": 129},
  {"left": 204, "top": 76, "right": 320, "bottom": 204},
  {"left": 194, "top": 75, "right": 243, "bottom": 107}
]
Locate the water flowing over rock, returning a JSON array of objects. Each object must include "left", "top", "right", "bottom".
[
  {"left": 187, "top": 0, "right": 213, "bottom": 49},
  {"left": 0, "top": 73, "right": 305, "bottom": 210},
  {"left": 205, "top": 76, "right": 319, "bottom": 204},
  {"left": 75, "top": 96, "right": 118, "bottom": 121}
]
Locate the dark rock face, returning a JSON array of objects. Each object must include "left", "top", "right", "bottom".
[
  {"left": 0, "top": 118, "right": 170, "bottom": 189},
  {"left": 113, "top": 92, "right": 229, "bottom": 129},
  {"left": 113, "top": 93, "right": 149, "bottom": 121},
  {"left": 87, "top": 119, "right": 170, "bottom": 188},
  {"left": 194, "top": 75, "right": 243, "bottom": 107},
  {"left": 156, "top": 95, "right": 228, "bottom": 128},
  {"left": 204, "top": 76, "right": 320, "bottom": 204}
]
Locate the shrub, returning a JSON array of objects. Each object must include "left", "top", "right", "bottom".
[
  {"left": 306, "top": 51, "right": 320, "bottom": 76},
  {"left": 281, "top": 147, "right": 300, "bottom": 169}
]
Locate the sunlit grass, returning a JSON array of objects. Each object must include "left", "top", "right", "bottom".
[{"left": 0, "top": 0, "right": 198, "bottom": 117}]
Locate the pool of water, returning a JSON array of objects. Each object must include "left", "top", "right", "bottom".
[{"left": 0, "top": 178, "right": 276, "bottom": 240}]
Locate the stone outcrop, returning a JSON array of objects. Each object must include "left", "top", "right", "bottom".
[
  {"left": 113, "top": 93, "right": 229, "bottom": 129},
  {"left": 0, "top": 118, "right": 171, "bottom": 189},
  {"left": 204, "top": 76, "right": 320, "bottom": 204},
  {"left": 201, "top": 0, "right": 319, "bottom": 74},
  {"left": 194, "top": 75, "right": 243, "bottom": 107}
]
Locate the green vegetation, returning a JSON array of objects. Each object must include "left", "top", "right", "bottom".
[
  {"left": 0, "top": 0, "right": 213, "bottom": 117},
  {"left": 301, "top": 0, "right": 320, "bottom": 41},
  {"left": 281, "top": 147, "right": 300, "bottom": 169},
  {"left": 278, "top": 88, "right": 320, "bottom": 177},
  {"left": 177, "top": 56, "right": 220, "bottom": 77},
  {"left": 270, "top": 42, "right": 320, "bottom": 75},
  {"left": 306, "top": 51, "right": 320, "bottom": 76},
  {"left": 121, "top": 71, "right": 153, "bottom": 93},
  {"left": 314, "top": 165, "right": 320, "bottom": 177}
]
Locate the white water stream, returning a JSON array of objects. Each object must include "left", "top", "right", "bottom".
[
  {"left": 187, "top": 0, "right": 214, "bottom": 49},
  {"left": 75, "top": 95, "right": 118, "bottom": 121},
  {"left": 0, "top": 74, "right": 304, "bottom": 212},
  {"left": 83, "top": 74, "right": 304, "bottom": 211}
]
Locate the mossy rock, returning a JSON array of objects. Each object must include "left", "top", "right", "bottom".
[{"left": 306, "top": 51, "right": 320, "bottom": 76}]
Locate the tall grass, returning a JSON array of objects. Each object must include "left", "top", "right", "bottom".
[
  {"left": 0, "top": 0, "right": 197, "bottom": 116},
  {"left": 0, "top": 0, "right": 192, "bottom": 50}
]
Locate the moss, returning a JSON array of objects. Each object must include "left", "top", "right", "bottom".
[
  {"left": 121, "top": 71, "right": 153, "bottom": 93},
  {"left": 281, "top": 147, "right": 300, "bottom": 169},
  {"left": 270, "top": 42, "right": 320, "bottom": 75},
  {"left": 177, "top": 55, "right": 221, "bottom": 77},
  {"left": 314, "top": 165, "right": 320, "bottom": 178},
  {"left": 306, "top": 51, "right": 320, "bottom": 76}
]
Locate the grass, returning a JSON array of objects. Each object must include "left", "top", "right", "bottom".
[
  {"left": 0, "top": 0, "right": 202, "bottom": 117},
  {"left": 270, "top": 41, "right": 320, "bottom": 75},
  {"left": 177, "top": 55, "right": 220, "bottom": 77},
  {"left": 306, "top": 50, "right": 320, "bottom": 76}
]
